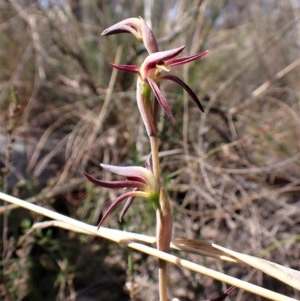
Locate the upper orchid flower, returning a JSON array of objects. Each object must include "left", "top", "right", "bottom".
[
  {"left": 84, "top": 164, "right": 160, "bottom": 228},
  {"left": 110, "top": 46, "right": 208, "bottom": 126},
  {"left": 101, "top": 17, "right": 158, "bottom": 54}
]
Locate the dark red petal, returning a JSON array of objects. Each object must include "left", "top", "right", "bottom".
[
  {"left": 146, "top": 78, "right": 175, "bottom": 123},
  {"left": 102, "top": 25, "right": 138, "bottom": 36},
  {"left": 127, "top": 176, "right": 147, "bottom": 185},
  {"left": 98, "top": 191, "right": 137, "bottom": 228},
  {"left": 100, "top": 164, "right": 151, "bottom": 186},
  {"left": 83, "top": 172, "right": 146, "bottom": 190},
  {"left": 144, "top": 46, "right": 185, "bottom": 65},
  {"left": 110, "top": 63, "right": 140, "bottom": 74},
  {"left": 209, "top": 286, "right": 236, "bottom": 301},
  {"left": 199, "top": 286, "right": 236, "bottom": 301},
  {"left": 101, "top": 18, "right": 141, "bottom": 37},
  {"left": 166, "top": 50, "right": 208, "bottom": 67},
  {"left": 159, "top": 75, "right": 204, "bottom": 112},
  {"left": 119, "top": 189, "right": 138, "bottom": 222}
]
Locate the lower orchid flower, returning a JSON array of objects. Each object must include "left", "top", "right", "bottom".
[{"left": 84, "top": 164, "right": 160, "bottom": 228}]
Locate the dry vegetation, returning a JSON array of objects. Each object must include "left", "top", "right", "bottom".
[{"left": 0, "top": 0, "right": 299, "bottom": 300}]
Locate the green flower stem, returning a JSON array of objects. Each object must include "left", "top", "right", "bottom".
[
  {"left": 158, "top": 261, "right": 168, "bottom": 301},
  {"left": 149, "top": 92, "right": 172, "bottom": 301},
  {"left": 155, "top": 188, "right": 173, "bottom": 301},
  {"left": 150, "top": 135, "right": 160, "bottom": 180},
  {"left": 156, "top": 188, "right": 173, "bottom": 249}
]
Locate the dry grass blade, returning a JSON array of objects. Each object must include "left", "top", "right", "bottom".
[
  {"left": 171, "top": 239, "right": 240, "bottom": 263},
  {"left": 173, "top": 239, "right": 300, "bottom": 290},
  {"left": 212, "top": 243, "right": 300, "bottom": 291}
]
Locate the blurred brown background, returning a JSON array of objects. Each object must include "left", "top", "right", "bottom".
[{"left": 0, "top": 0, "right": 299, "bottom": 300}]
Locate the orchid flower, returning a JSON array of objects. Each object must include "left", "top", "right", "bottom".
[
  {"left": 110, "top": 45, "right": 208, "bottom": 131},
  {"left": 101, "top": 17, "right": 158, "bottom": 54},
  {"left": 83, "top": 164, "right": 160, "bottom": 228}
]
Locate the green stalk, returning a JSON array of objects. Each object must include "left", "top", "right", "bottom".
[
  {"left": 148, "top": 90, "right": 172, "bottom": 301},
  {"left": 150, "top": 135, "right": 160, "bottom": 180}
]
